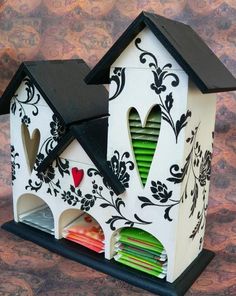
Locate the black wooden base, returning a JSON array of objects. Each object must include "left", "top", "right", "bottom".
[{"left": 2, "top": 220, "right": 214, "bottom": 296}]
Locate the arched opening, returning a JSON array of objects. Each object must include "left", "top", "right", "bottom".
[
  {"left": 17, "top": 194, "right": 54, "bottom": 235},
  {"left": 111, "top": 227, "right": 167, "bottom": 279},
  {"left": 59, "top": 209, "right": 105, "bottom": 254},
  {"left": 128, "top": 105, "right": 162, "bottom": 187}
]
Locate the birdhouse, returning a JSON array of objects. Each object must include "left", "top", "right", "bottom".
[{"left": 1, "top": 11, "right": 236, "bottom": 296}]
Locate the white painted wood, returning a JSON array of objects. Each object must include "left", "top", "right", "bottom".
[
  {"left": 9, "top": 25, "right": 217, "bottom": 285},
  {"left": 112, "top": 27, "right": 183, "bottom": 71},
  {"left": 173, "top": 81, "right": 216, "bottom": 278}
]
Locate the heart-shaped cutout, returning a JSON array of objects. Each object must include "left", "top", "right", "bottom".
[
  {"left": 129, "top": 106, "right": 161, "bottom": 186},
  {"left": 21, "top": 123, "right": 40, "bottom": 172},
  {"left": 72, "top": 167, "right": 84, "bottom": 187}
]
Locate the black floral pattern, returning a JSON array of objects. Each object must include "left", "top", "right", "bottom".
[
  {"left": 11, "top": 78, "right": 40, "bottom": 125},
  {"left": 21, "top": 115, "right": 31, "bottom": 126},
  {"left": 135, "top": 38, "right": 191, "bottom": 143},
  {"left": 109, "top": 67, "right": 126, "bottom": 101},
  {"left": 62, "top": 186, "right": 95, "bottom": 209},
  {"left": 189, "top": 198, "right": 207, "bottom": 240},
  {"left": 138, "top": 124, "right": 213, "bottom": 229},
  {"left": 11, "top": 145, "right": 20, "bottom": 185},
  {"left": 61, "top": 151, "right": 150, "bottom": 230},
  {"left": 138, "top": 180, "right": 179, "bottom": 222},
  {"left": 50, "top": 114, "right": 66, "bottom": 142},
  {"left": 88, "top": 151, "right": 134, "bottom": 190},
  {"left": 167, "top": 124, "right": 212, "bottom": 217},
  {"left": 135, "top": 38, "right": 179, "bottom": 94},
  {"left": 26, "top": 114, "right": 69, "bottom": 196},
  {"left": 87, "top": 151, "right": 150, "bottom": 230},
  {"left": 62, "top": 190, "right": 79, "bottom": 206},
  {"left": 199, "top": 151, "right": 212, "bottom": 187}
]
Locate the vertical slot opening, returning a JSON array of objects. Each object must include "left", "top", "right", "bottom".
[
  {"left": 21, "top": 123, "right": 40, "bottom": 173},
  {"left": 128, "top": 105, "right": 161, "bottom": 186}
]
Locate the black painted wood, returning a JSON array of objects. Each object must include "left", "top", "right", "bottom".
[
  {"left": 69, "top": 117, "right": 125, "bottom": 195},
  {"left": 85, "top": 11, "right": 236, "bottom": 93},
  {"left": 0, "top": 59, "right": 109, "bottom": 124},
  {"left": 2, "top": 220, "right": 215, "bottom": 296}
]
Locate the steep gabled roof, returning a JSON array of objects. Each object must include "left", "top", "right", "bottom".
[
  {"left": 85, "top": 11, "right": 236, "bottom": 94},
  {"left": 0, "top": 59, "right": 108, "bottom": 124},
  {"left": 0, "top": 59, "right": 125, "bottom": 195},
  {"left": 38, "top": 117, "right": 125, "bottom": 196}
]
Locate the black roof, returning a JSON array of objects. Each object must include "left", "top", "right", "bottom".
[
  {"left": 0, "top": 59, "right": 108, "bottom": 124},
  {"left": 0, "top": 59, "right": 124, "bottom": 195},
  {"left": 85, "top": 11, "right": 236, "bottom": 94}
]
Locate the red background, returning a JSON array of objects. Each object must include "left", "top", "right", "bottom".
[{"left": 0, "top": 1, "right": 236, "bottom": 295}]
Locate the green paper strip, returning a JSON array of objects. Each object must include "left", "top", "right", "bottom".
[
  {"left": 137, "top": 161, "right": 152, "bottom": 168},
  {"left": 137, "top": 167, "right": 149, "bottom": 173},
  {"left": 140, "top": 172, "right": 148, "bottom": 178},
  {"left": 141, "top": 179, "right": 146, "bottom": 185},
  {"left": 136, "top": 155, "right": 153, "bottom": 161},
  {"left": 134, "top": 148, "right": 156, "bottom": 155},
  {"left": 132, "top": 140, "right": 157, "bottom": 149}
]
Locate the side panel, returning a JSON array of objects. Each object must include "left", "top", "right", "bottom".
[{"left": 173, "top": 81, "right": 216, "bottom": 278}]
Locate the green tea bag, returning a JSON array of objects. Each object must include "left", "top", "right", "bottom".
[
  {"left": 117, "top": 251, "right": 166, "bottom": 273},
  {"left": 117, "top": 250, "right": 167, "bottom": 271},
  {"left": 115, "top": 242, "right": 167, "bottom": 262},
  {"left": 114, "top": 255, "right": 166, "bottom": 279},
  {"left": 116, "top": 228, "right": 166, "bottom": 255}
]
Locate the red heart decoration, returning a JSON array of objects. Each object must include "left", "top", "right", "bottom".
[{"left": 71, "top": 167, "right": 84, "bottom": 187}]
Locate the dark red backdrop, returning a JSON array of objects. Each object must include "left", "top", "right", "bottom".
[{"left": 0, "top": 1, "right": 235, "bottom": 295}]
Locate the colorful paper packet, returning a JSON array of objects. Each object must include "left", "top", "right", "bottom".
[
  {"left": 114, "top": 254, "right": 166, "bottom": 279},
  {"left": 63, "top": 213, "right": 104, "bottom": 253},
  {"left": 116, "top": 250, "right": 167, "bottom": 272},
  {"left": 66, "top": 233, "right": 104, "bottom": 253},
  {"left": 115, "top": 242, "right": 167, "bottom": 262},
  {"left": 66, "top": 233, "right": 104, "bottom": 248},
  {"left": 115, "top": 228, "right": 166, "bottom": 255}
]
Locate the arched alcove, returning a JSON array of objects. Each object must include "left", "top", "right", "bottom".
[
  {"left": 59, "top": 209, "right": 105, "bottom": 254},
  {"left": 17, "top": 193, "right": 55, "bottom": 235},
  {"left": 111, "top": 227, "right": 168, "bottom": 279}
]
